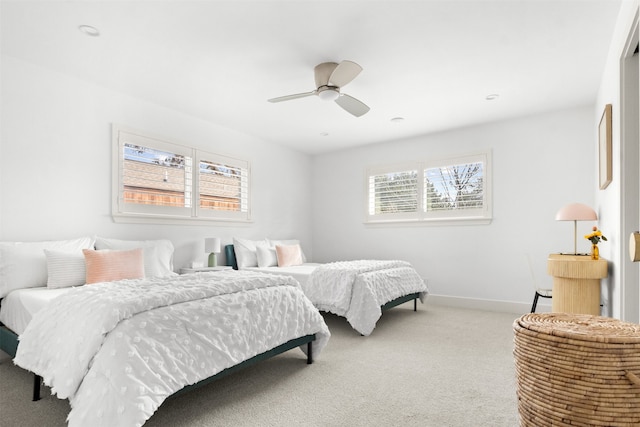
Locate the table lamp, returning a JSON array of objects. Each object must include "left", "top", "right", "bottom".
[
  {"left": 555, "top": 203, "right": 597, "bottom": 255},
  {"left": 205, "top": 237, "right": 221, "bottom": 267}
]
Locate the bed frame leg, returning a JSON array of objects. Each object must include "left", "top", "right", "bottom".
[
  {"left": 307, "top": 341, "right": 313, "bottom": 364},
  {"left": 32, "top": 374, "right": 41, "bottom": 401},
  {"left": 414, "top": 297, "right": 417, "bottom": 312}
]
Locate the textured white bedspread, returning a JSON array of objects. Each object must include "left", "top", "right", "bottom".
[
  {"left": 14, "top": 270, "right": 330, "bottom": 427},
  {"left": 303, "top": 260, "right": 427, "bottom": 335}
]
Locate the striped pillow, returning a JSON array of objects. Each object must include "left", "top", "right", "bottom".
[
  {"left": 83, "top": 248, "right": 145, "bottom": 284},
  {"left": 44, "top": 249, "right": 87, "bottom": 288}
]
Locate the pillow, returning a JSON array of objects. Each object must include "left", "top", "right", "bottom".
[
  {"left": 269, "top": 239, "right": 307, "bottom": 262},
  {"left": 44, "top": 249, "right": 86, "bottom": 288},
  {"left": 256, "top": 245, "right": 278, "bottom": 268},
  {"left": 83, "top": 248, "right": 145, "bottom": 284},
  {"left": 275, "top": 244, "right": 303, "bottom": 268},
  {"left": 233, "top": 237, "right": 268, "bottom": 269},
  {"left": 94, "top": 237, "right": 175, "bottom": 277},
  {"left": 0, "top": 236, "right": 95, "bottom": 298}
]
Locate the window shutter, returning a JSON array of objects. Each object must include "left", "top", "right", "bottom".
[{"left": 368, "top": 170, "right": 418, "bottom": 215}]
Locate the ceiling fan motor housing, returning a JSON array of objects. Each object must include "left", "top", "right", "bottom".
[{"left": 317, "top": 85, "right": 340, "bottom": 101}]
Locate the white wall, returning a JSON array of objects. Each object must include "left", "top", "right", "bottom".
[
  {"left": 3, "top": 22, "right": 630, "bottom": 314},
  {"left": 311, "top": 107, "right": 595, "bottom": 312},
  {"left": 0, "top": 55, "right": 313, "bottom": 269},
  {"left": 595, "top": 1, "right": 639, "bottom": 320}
]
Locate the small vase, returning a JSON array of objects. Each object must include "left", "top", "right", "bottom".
[{"left": 591, "top": 244, "right": 599, "bottom": 260}]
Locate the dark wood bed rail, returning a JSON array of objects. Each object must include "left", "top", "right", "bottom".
[
  {"left": 382, "top": 292, "right": 420, "bottom": 312},
  {"left": 172, "top": 334, "right": 315, "bottom": 398}
]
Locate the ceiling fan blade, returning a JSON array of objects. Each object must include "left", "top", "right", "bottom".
[
  {"left": 328, "top": 60, "right": 362, "bottom": 87},
  {"left": 267, "top": 91, "right": 316, "bottom": 103},
  {"left": 335, "top": 94, "right": 370, "bottom": 117}
]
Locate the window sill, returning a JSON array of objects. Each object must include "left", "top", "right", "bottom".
[
  {"left": 364, "top": 217, "right": 492, "bottom": 227},
  {"left": 112, "top": 213, "right": 253, "bottom": 227}
]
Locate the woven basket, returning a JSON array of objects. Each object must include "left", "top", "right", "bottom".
[{"left": 513, "top": 313, "right": 640, "bottom": 426}]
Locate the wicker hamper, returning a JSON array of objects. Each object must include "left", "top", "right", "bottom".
[{"left": 513, "top": 313, "right": 640, "bottom": 426}]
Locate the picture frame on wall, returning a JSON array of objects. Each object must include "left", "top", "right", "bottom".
[{"left": 599, "top": 104, "right": 612, "bottom": 190}]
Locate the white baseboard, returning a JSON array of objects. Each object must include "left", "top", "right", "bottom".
[{"left": 426, "top": 294, "right": 551, "bottom": 315}]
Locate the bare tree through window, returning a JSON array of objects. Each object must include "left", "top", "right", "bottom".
[{"left": 425, "top": 162, "right": 484, "bottom": 211}]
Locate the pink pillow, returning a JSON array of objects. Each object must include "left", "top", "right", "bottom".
[
  {"left": 275, "top": 244, "right": 303, "bottom": 267},
  {"left": 83, "top": 248, "right": 145, "bottom": 284}
]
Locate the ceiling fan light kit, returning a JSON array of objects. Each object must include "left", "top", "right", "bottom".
[
  {"left": 268, "top": 60, "right": 370, "bottom": 117},
  {"left": 317, "top": 86, "right": 340, "bottom": 101}
]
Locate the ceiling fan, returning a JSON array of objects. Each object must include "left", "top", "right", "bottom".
[{"left": 267, "top": 60, "right": 370, "bottom": 117}]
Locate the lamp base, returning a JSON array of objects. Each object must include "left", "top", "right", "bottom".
[{"left": 208, "top": 253, "right": 217, "bottom": 267}]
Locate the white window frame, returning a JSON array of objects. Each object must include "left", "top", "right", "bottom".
[
  {"left": 112, "top": 124, "right": 251, "bottom": 225},
  {"left": 365, "top": 152, "right": 492, "bottom": 225}
]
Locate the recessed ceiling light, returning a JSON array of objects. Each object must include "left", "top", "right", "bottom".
[
  {"left": 486, "top": 94, "right": 499, "bottom": 101},
  {"left": 390, "top": 117, "right": 405, "bottom": 123},
  {"left": 78, "top": 25, "right": 100, "bottom": 37}
]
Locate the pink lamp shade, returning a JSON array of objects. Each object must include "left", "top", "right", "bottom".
[
  {"left": 555, "top": 203, "right": 598, "bottom": 221},
  {"left": 555, "top": 203, "right": 597, "bottom": 255}
]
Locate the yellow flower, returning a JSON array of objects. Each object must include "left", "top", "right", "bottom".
[{"left": 585, "top": 228, "right": 607, "bottom": 245}]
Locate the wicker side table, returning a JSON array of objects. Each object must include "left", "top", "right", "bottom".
[
  {"left": 547, "top": 254, "right": 608, "bottom": 315},
  {"left": 513, "top": 313, "right": 640, "bottom": 426}
]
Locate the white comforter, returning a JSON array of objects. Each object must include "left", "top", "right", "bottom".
[
  {"left": 303, "top": 260, "right": 428, "bottom": 335},
  {"left": 14, "top": 270, "right": 330, "bottom": 427}
]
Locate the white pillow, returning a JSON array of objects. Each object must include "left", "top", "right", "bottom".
[
  {"left": 233, "top": 238, "right": 268, "bottom": 269},
  {"left": 94, "top": 237, "right": 175, "bottom": 278},
  {"left": 0, "top": 236, "right": 95, "bottom": 298},
  {"left": 268, "top": 239, "right": 307, "bottom": 262},
  {"left": 44, "top": 249, "right": 86, "bottom": 289},
  {"left": 256, "top": 245, "right": 278, "bottom": 268}
]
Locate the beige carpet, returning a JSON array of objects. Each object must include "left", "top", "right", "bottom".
[{"left": 0, "top": 303, "right": 520, "bottom": 426}]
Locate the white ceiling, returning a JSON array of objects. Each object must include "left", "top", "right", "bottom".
[{"left": 1, "top": 0, "right": 623, "bottom": 155}]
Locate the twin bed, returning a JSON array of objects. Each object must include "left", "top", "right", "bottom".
[
  {"left": 225, "top": 240, "right": 428, "bottom": 336},
  {"left": 0, "top": 236, "right": 427, "bottom": 426}
]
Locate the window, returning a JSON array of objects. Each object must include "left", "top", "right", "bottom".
[
  {"left": 367, "top": 165, "right": 419, "bottom": 221},
  {"left": 196, "top": 153, "right": 249, "bottom": 220},
  {"left": 112, "top": 125, "right": 250, "bottom": 224},
  {"left": 366, "top": 152, "right": 491, "bottom": 224}
]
